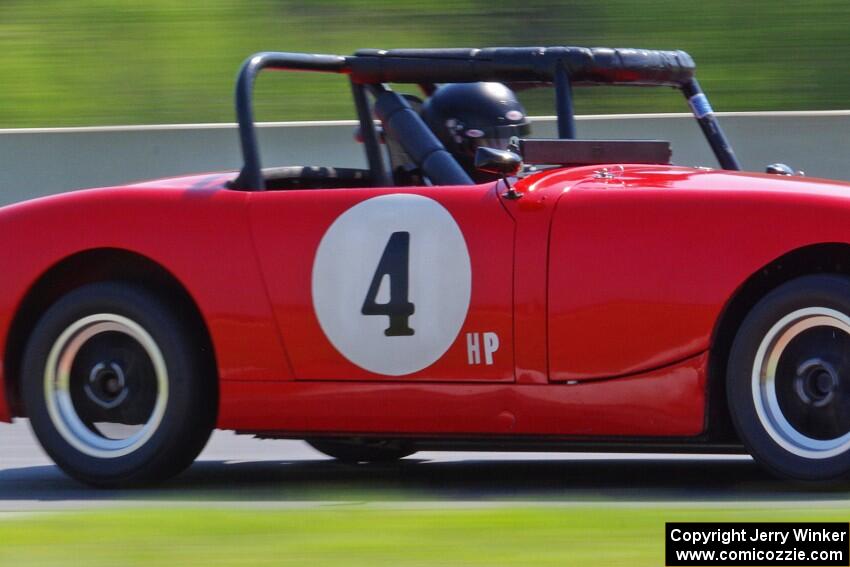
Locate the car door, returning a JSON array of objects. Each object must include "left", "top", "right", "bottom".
[{"left": 248, "top": 183, "right": 515, "bottom": 382}]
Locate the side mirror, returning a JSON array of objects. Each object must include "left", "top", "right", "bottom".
[
  {"left": 474, "top": 147, "right": 523, "bottom": 176},
  {"left": 474, "top": 147, "right": 523, "bottom": 199}
]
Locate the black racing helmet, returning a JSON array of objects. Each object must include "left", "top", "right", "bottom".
[{"left": 421, "top": 82, "right": 530, "bottom": 178}]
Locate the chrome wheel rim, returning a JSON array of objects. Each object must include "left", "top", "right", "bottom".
[
  {"left": 752, "top": 307, "right": 850, "bottom": 459},
  {"left": 44, "top": 313, "right": 169, "bottom": 459}
]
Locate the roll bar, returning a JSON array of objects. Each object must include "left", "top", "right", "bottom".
[{"left": 231, "top": 48, "right": 740, "bottom": 190}]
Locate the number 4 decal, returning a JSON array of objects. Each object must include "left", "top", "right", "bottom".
[
  {"left": 361, "top": 231, "right": 416, "bottom": 336},
  {"left": 312, "top": 194, "right": 471, "bottom": 376}
]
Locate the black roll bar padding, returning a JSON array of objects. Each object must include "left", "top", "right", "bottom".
[
  {"left": 232, "top": 52, "right": 350, "bottom": 190},
  {"left": 350, "top": 47, "right": 696, "bottom": 87},
  {"left": 681, "top": 78, "right": 741, "bottom": 171},
  {"left": 372, "top": 87, "right": 474, "bottom": 186}
]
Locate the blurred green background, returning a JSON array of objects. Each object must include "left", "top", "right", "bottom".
[{"left": 0, "top": 0, "right": 848, "bottom": 127}]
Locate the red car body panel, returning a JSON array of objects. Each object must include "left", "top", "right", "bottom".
[
  {"left": 248, "top": 185, "right": 515, "bottom": 382},
  {"left": 0, "top": 187, "right": 291, "bottom": 413},
  {"left": 1, "top": 165, "right": 850, "bottom": 442},
  {"left": 541, "top": 167, "right": 850, "bottom": 381},
  {"left": 218, "top": 352, "right": 707, "bottom": 436}
]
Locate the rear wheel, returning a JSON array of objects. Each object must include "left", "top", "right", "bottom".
[
  {"left": 307, "top": 438, "right": 415, "bottom": 463},
  {"left": 728, "top": 274, "right": 850, "bottom": 482},
  {"left": 22, "top": 282, "right": 215, "bottom": 487}
]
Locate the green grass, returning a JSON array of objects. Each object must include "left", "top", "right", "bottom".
[
  {"left": 0, "top": 1, "right": 848, "bottom": 127},
  {"left": 0, "top": 506, "right": 848, "bottom": 566}
]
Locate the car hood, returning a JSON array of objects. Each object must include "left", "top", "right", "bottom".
[{"left": 520, "top": 164, "right": 850, "bottom": 199}]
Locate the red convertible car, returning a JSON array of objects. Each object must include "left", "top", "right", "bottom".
[{"left": 2, "top": 47, "right": 849, "bottom": 486}]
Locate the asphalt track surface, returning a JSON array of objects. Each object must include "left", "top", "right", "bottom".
[{"left": 2, "top": 419, "right": 849, "bottom": 512}]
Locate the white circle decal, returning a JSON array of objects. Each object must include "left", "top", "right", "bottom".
[{"left": 312, "top": 194, "right": 472, "bottom": 376}]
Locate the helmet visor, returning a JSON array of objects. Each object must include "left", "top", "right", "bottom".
[{"left": 458, "top": 123, "right": 531, "bottom": 158}]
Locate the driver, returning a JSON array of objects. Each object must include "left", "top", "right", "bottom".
[{"left": 421, "top": 82, "right": 531, "bottom": 182}]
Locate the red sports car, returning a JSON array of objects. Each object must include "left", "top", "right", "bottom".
[{"left": 2, "top": 47, "right": 848, "bottom": 486}]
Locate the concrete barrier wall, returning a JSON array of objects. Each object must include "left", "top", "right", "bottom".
[{"left": 0, "top": 111, "right": 847, "bottom": 206}]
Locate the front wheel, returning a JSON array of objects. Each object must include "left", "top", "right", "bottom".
[
  {"left": 22, "top": 282, "right": 216, "bottom": 487},
  {"left": 728, "top": 274, "right": 850, "bottom": 482}
]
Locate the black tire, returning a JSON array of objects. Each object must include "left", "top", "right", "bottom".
[
  {"left": 307, "top": 438, "right": 415, "bottom": 463},
  {"left": 21, "top": 281, "right": 216, "bottom": 487},
  {"left": 728, "top": 274, "right": 850, "bottom": 482}
]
